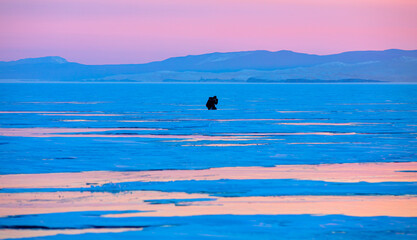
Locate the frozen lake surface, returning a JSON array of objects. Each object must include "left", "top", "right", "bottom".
[{"left": 0, "top": 83, "right": 416, "bottom": 239}]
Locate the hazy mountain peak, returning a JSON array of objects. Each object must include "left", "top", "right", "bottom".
[{"left": 12, "top": 56, "right": 68, "bottom": 64}]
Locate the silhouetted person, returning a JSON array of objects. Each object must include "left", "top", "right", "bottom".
[{"left": 206, "top": 96, "right": 218, "bottom": 110}]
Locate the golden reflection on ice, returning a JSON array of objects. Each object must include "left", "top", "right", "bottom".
[
  {"left": 59, "top": 119, "right": 97, "bottom": 122},
  {"left": 287, "top": 142, "right": 354, "bottom": 145},
  {"left": 0, "top": 191, "right": 415, "bottom": 218},
  {"left": 182, "top": 143, "right": 266, "bottom": 147},
  {"left": 0, "top": 191, "right": 211, "bottom": 217},
  {"left": 0, "top": 128, "right": 268, "bottom": 141},
  {"left": 106, "top": 195, "right": 417, "bottom": 218},
  {"left": 1, "top": 162, "right": 416, "bottom": 190},
  {"left": 212, "top": 119, "right": 302, "bottom": 122},
  {"left": 0, "top": 111, "right": 78, "bottom": 114},
  {"left": 228, "top": 132, "right": 358, "bottom": 136},
  {"left": 0, "top": 127, "right": 362, "bottom": 141},
  {"left": 275, "top": 122, "right": 386, "bottom": 126},
  {"left": 276, "top": 122, "right": 356, "bottom": 126},
  {"left": 40, "top": 113, "right": 122, "bottom": 116},
  {"left": 119, "top": 120, "right": 174, "bottom": 123},
  {"left": 0, "top": 128, "right": 165, "bottom": 137},
  {"left": 0, "top": 228, "right": 142, "bottom": 240},
  {"left": 276, "top": 111, "right": 320, "bottom": 113},
  {"left": 19, "top": 102, "right": 106, "bottom": 104},
  {"left": 120, "top": 119, "right": 304, "bottom": 122}
]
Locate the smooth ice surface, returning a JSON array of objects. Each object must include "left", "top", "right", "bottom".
[{"left": 0, "top": 83, "right": 416, "bottom": 239}]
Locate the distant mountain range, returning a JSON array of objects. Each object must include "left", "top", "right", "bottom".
[{"left": 1, "top": 49, "right": 416, "bottom": 82}]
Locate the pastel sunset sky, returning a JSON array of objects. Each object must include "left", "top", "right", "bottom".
[{"left": 1, "top": 0, "right": 416, "bottom": 64}]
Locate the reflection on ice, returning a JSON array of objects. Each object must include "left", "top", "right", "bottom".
[
  {"left": 335, "top": 103, "right": 409, "bottom": 105},
  {"left": 276, "top": 111, "right": 321, "bottom": 113},
  {"left": 0, "top": 128, "right": 165, "bottom": 137},
  {"left": 119, "top": 120, "right": 180, "bottom": 123},
  {"left": 58, "top": 119, "right": 97, "bottom": 122},
  {"left": 119, "top": 119, "right": 305, "bottom": 123},
  {"left": 0, "top": 191, "right": 211, "bottom": 217},
  {"left": 182, "top": 143, "right": 266, "bottom": 147},
  {"left": 0, "top": 111, "right": 79, "bottom": 114},
  {"left": 286, "top": 142, "right": 364, "bottom": 145},
  {"left": 228, "top": 132, "right": 358, "bottom": 136},
  {"left": 40, "top": 113, "right": 122, "bottom": 116},
  {"left": 19, "top": 101, "right": 106, "bottom": 104},
  {"left": 106, "top": 195, "right": 417, "bottom": 218},
  {"left": 0, "top": 191, "right": 415, "bottom": 218},
  {"left": 1, "top": 162, "right": 416, "bottom": 190},
  {"left": 0, "top": 228, "right": 142, "bottom": 240},
  {"left": 275, "top": 122, "right": 379, "bottom": 126}
]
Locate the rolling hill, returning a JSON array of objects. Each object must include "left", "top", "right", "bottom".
[{"left": 1, "top": 49, "right": 416, "bottom": 82}]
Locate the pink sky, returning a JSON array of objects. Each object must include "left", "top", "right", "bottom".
[{"left": 1, "top": 0, "right": 416, "bottom": 64}]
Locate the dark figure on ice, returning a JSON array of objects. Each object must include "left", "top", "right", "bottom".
[{"left": 206, "top": 96, "right": 218, "bottom": 110}]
